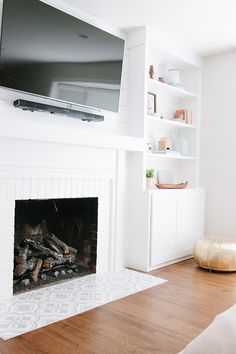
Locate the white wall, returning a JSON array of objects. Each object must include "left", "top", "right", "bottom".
[{"left": 201, "top": 50, "right": 236, "bottom": 239}]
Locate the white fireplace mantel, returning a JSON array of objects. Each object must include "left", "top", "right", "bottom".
[{"left": 0, "top": 116, "right": 145, "bottom": 152}]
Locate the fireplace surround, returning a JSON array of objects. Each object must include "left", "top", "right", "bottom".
[
  {"left": 0, "top": 139, "right": 130, "bottom": 300},
  {"left": 0, "top": 98, "right": 144, "bottom": 301}
]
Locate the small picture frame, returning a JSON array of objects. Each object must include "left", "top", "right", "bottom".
[
  {"left": 147, "top": 92, "right": 157, "bottom": 115},
  {"left": 175, "top": 109, "right": 186, "bottom": 122}
]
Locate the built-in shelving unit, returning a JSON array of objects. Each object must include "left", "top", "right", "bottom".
[
  {"left": 145, "top": 43, "right": 200, "bottom": 188},
  {"left": 126, "top": 26, "right": 204, "bottom": 272},
  {"left": 127, "top": 26, "right": 201, "bottom": 189}
]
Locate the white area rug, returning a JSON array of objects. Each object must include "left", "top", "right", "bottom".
[
  {"left": 0, "top": 269, "right": 166, "bottom": 340},
  {"left": 180, "top": 304, "right": 236, "bottom": 354}
]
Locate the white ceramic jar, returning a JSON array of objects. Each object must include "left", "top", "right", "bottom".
[{"left": 167, "top": 69, "right": 180, "bottom": 85}]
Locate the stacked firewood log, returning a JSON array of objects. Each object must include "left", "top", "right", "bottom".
[{"left": 14, "top": 232, "right": 78, "bottom": 284}]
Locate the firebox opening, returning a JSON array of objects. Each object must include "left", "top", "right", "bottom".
[{"left": 13, "top": 198, "right": 98, "bottom": 294}]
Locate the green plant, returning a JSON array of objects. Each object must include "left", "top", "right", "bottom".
[{"left": 146, "top": 169, "right": 155, "bottom": 178}]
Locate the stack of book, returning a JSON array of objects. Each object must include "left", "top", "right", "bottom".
[{"left": 174, "top": 109, "right": 192, "bottom": 125}]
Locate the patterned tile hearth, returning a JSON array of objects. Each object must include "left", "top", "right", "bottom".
[{"left": 0, "top": 269, "right": 166, "bottom": 340}]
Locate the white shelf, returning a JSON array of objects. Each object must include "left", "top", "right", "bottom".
[
  {"left": 147, "top": 187, "right": 201, "bottom": 194},
  {"left": 146, "top": 152, "right": 196, "bottom": 160},
  {"left": 146, "top": 115, "right": 197, "bottom": 129},
  {"left": 148, "top": 78, "right": 198, "bottom": 99}
]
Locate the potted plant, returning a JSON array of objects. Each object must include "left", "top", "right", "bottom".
[{"left": 146, "top": 169, "right": 155, "bottom": 189}]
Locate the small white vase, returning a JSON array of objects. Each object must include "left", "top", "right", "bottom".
[
  {"left": 146, "top": 177, "right": 154, "bottom": 190},
  {"left": 167, "top": 69, "right": 180, "bottom": 85}
]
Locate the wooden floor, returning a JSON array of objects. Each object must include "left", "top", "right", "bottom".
[{"left": 0, "top": 259, "right": 236, "bottom": 354}]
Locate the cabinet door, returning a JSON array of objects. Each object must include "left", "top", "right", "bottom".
[
  {"left": 177, "top": 197, "right": 204, "bottom": 256},
  {"left": 150, "top": 196, "right": 178, "bottom": 266}
]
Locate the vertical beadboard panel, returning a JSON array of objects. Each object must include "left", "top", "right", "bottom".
[
  {"left": 23, "top": 178, "right": 31, "bottom": 198},
  {"left": 45, "top": 178, "right": 53, "bottom": 198},
  {"left": 52, "top": 178, "right": 60, "bottom": 198},
  {"left": 31, "top": 178, "right": 39, "bottom": 199},
  {"left": 6, "top": 179, "right": 15, "bottom": 200}
]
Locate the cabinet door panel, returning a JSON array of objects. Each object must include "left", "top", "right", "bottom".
[
  {"left": 150, "top": 197, "right": 177, "bottom": 266},
  {"left": 177, "top": 197, "right": 204, "bottom": 256}
]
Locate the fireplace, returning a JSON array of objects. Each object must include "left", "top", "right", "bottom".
[
  {"left": 13, "top": 198, "right": 98, "bottom": 294},
  {"left": 0, "top": 151, "right": 122, "bottom": 301}
]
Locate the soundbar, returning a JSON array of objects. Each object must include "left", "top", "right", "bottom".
[{"left": 13, "top": 99, "right": 104, "bottom": 122}]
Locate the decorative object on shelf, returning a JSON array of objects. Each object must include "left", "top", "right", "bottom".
[
  {"left": 175, "top": 109, "right": 186, "bottom": 122},
  {"left": 186, "top": 110, "right": 192, "bottom": 125},
  {"left": 149, "top": 65, "right": 154, "bottom": 79},
  {"left": 157, "top": 170, "right": 174, "bottom": 184},
  {"left": 158, "top": 63, "right": 169, "bottom": 83},
  {"left": 155, "top": 181, "right": 188, "bottom": 189},
  {"left": 147, "top": 92, "right": 157, "bottom": 115},
  {"left": 158, "top": 77, "right": 165, "bottom": 83},
  {"left": 146, "top": 169, "right": 155, "bottom": 178},
  {"left": 175, "top": 109, "right": 192, "bottom": 125},
  {"left": 157, "top": 137, "right": 172, "bottom": 151},
  {"left": 167, "top": 68, "right": 180, "bottom": 85},
  {"left": 146, "top": 169, "right": 155, "bottom": 190},
  {"left": 146, "top": 142, "right": 153, "bottom": 152}
]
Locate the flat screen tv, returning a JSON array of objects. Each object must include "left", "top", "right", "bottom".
[{"left": 0, "top": 0, "right": 125, "bottom": 113}]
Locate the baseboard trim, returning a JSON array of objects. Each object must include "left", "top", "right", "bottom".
[{"left": 147, "top": 255, "right": 194, "bottom": 272}]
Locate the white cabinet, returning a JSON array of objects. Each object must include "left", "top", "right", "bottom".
[
  {"left": 150, "top": 190, "right": 205, "bottom": 269},
  {"left": 177, "top": 196, "right": 204, "bottom": 256},
  {"left": 150, "top": 196, "right": 178, "bottom": 266}
]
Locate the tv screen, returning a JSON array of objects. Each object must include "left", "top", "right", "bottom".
[{"left": 0, "top": 0, "right": 125, "bottom": 113}]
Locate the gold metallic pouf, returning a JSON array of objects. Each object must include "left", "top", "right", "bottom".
[{"left": 194, "top": 237, "right": 236, "bottom": 272}]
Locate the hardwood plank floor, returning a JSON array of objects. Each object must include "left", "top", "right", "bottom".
[{"left": 0, "top": 259, "right": 235, "bottom": 354}]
